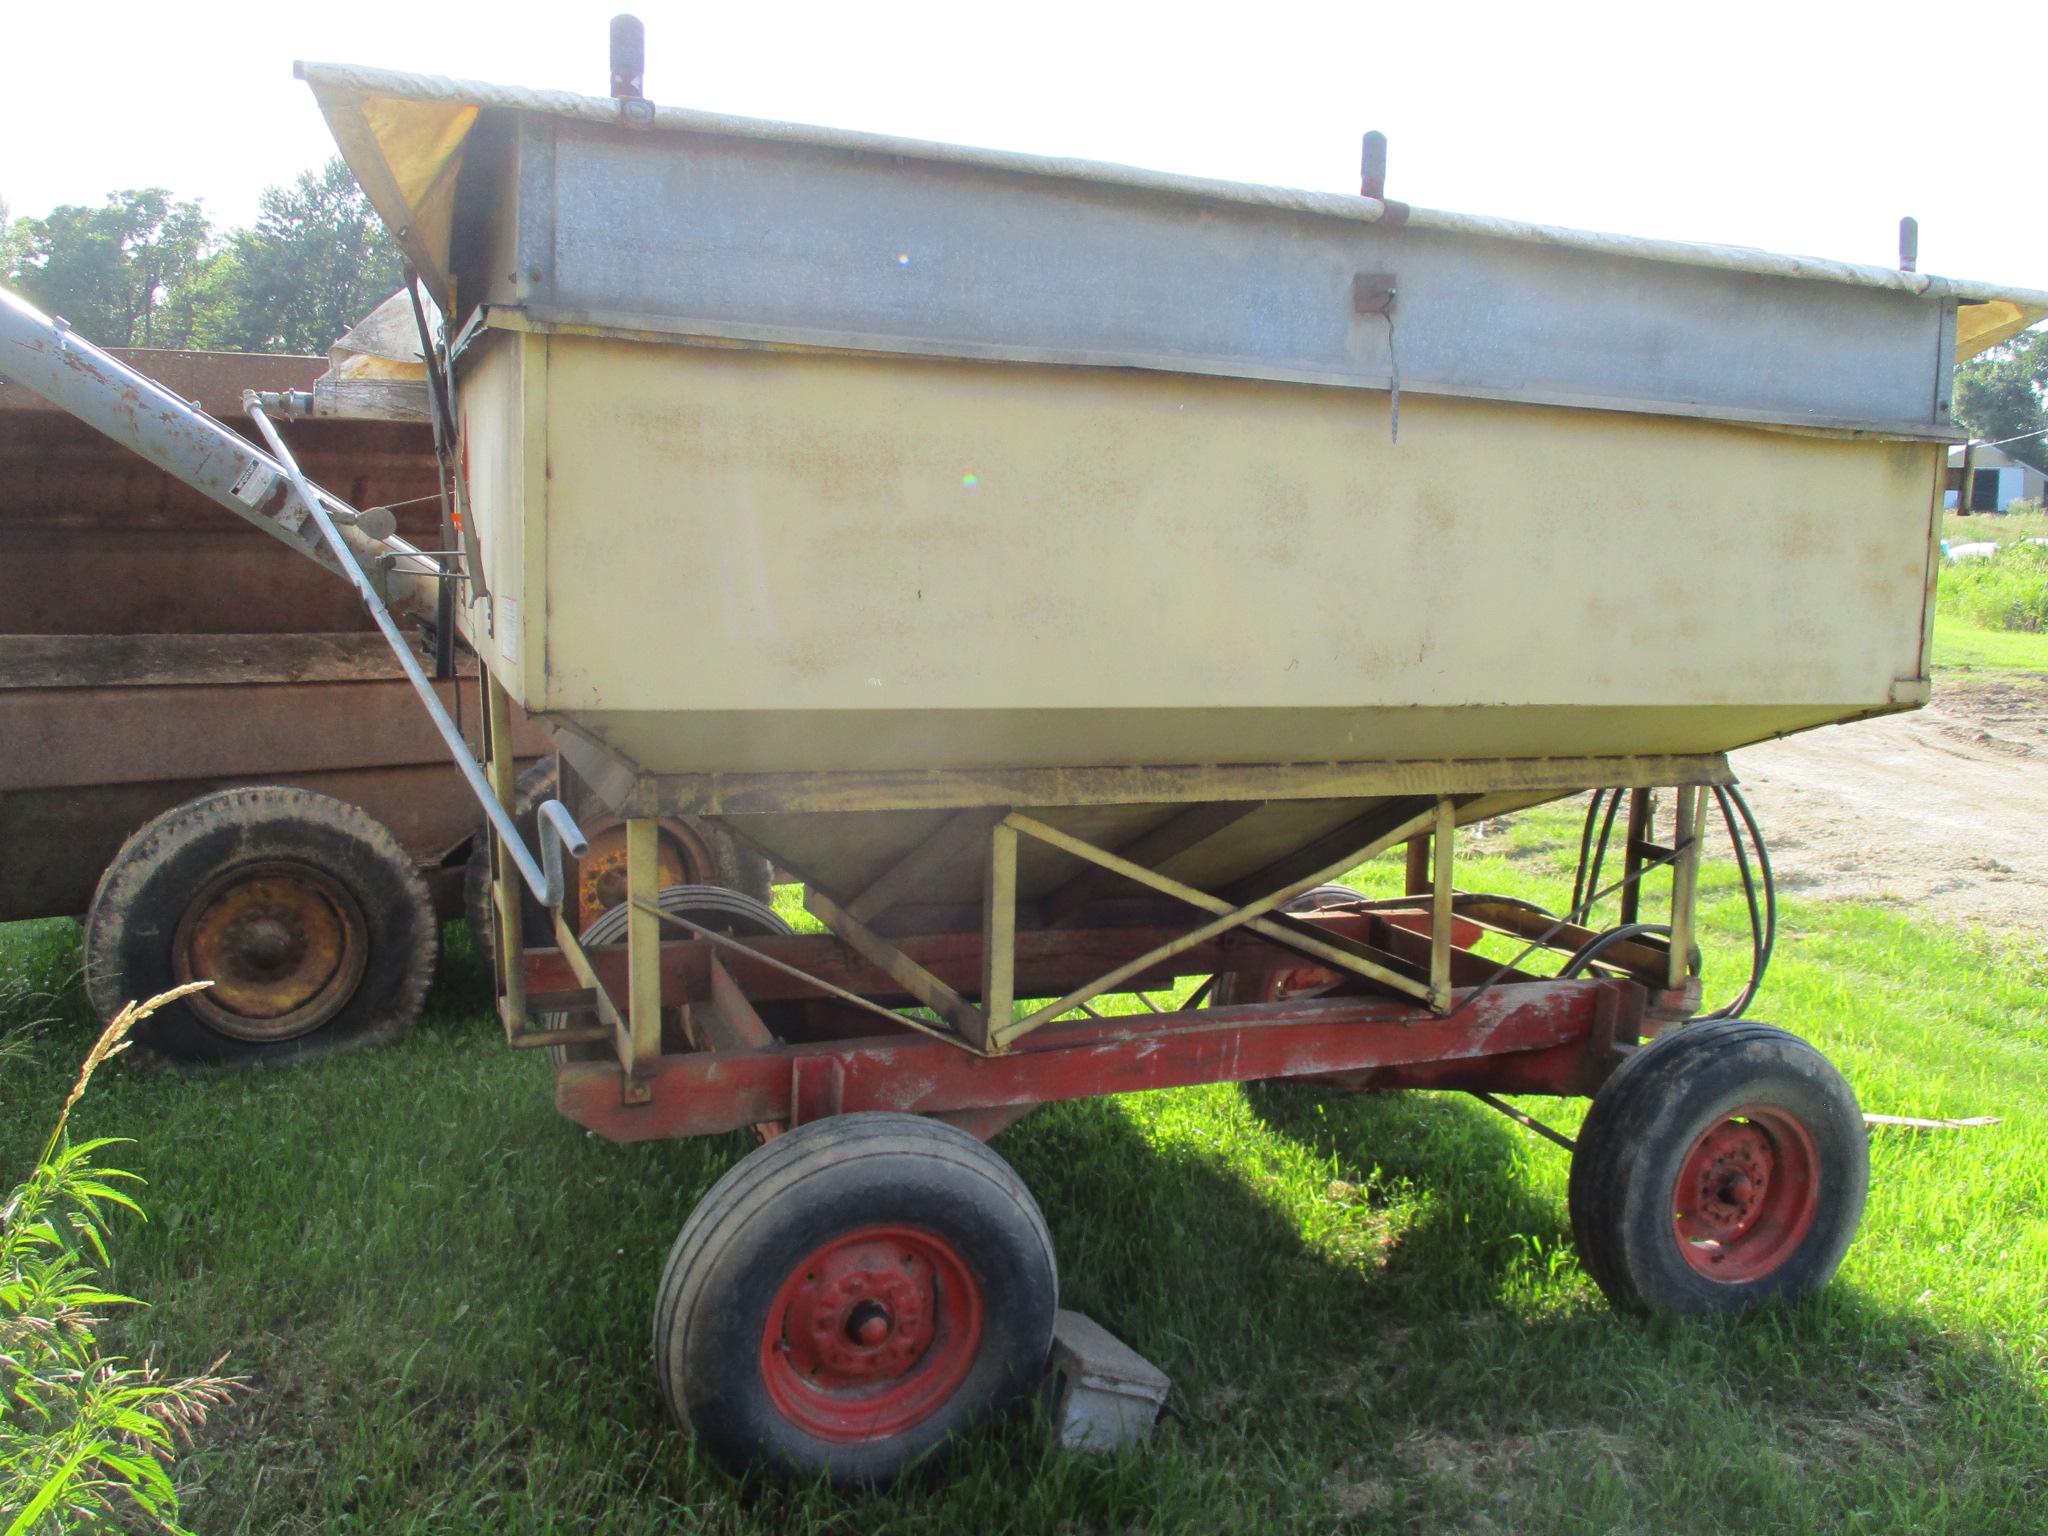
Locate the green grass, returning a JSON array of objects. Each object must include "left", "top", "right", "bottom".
[
  {"left": 1931, "top": 613, "right": 2048, "bottom": 675},
  {"left": 2, "top": 811, "right": 2046, "bottom": 1534}
]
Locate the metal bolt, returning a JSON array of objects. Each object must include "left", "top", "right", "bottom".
[
  {"left": 847, "top": 1300, "right": 892, "bottom": 1346},
  {"left": 1361, "top": 131, "right": 1388, "bottom": 201},
  {"left": 610, "top": 14, "right": 646, "bottom": 99}
]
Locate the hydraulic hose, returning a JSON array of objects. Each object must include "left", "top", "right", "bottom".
[{"left": 1569, "top": 785, "right": 1776, "bottom": 1020}]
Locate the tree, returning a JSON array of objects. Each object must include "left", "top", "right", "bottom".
[
  {"left": 220, "top": 158, "right": 402, "bottom": 355},
  {"left": 1954, "top": 327, "right": 2047, "bottom": 473},
  {"left": 152, "top": 247, "right": 243, "bottom": 352},
  {"left": 9, "top": 190, "right": 220, "bottom": 348},
  {"left": 0, "top": 196, "right": 26, "bottom": 285}
]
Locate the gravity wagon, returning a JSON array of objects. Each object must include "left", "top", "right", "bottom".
[{"left": 3, "top": 25, "right": 2042, "bottom": 1484}]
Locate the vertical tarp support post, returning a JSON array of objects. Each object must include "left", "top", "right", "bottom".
[
  {"left": 1617, "top": 788, "right": 1653, "bottom": 927},
  {"left": 1666, "top": 785, "right": 1705, "bottom": 991},
  {"left": 977, "top": 820, "right": 1016, "bottom": 1052},
  {"left": 484, "top": 672, "right": 528, "bottom": 1036},
  {"left": 1429, "top": 797, "right": 1455, "bottom": 1010},
  {"left": 1425, "top": 806, "right": 1458, "bottom": 1011},
  {"left": 624, "top": 817, "right": 662, "bottom": 1102},
  {"left": 1404, "top": 833, "right": 1432, "bottom": 896}
]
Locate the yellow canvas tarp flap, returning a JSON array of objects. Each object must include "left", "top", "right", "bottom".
[
  {"left": 1955, "top": 299, "right": 2043, "bottom": 359},
  {"left": 302, "top": 71, "right": 478, "bottom": 306}
]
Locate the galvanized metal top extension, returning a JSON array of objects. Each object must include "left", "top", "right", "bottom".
[{"left": 297, "top": 58, "right": 2048, "bottom": 378}]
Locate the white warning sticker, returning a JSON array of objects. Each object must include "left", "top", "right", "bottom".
[
  {"left": 496, "top": 596, "right": 520, "bottom": 666},
  {"left": 228, "top": 460, "right": 276, "bottom": 506}
]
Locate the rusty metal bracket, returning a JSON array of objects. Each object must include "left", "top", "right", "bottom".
[
  {"left": 1353, "top": 272, "right": 1397, "bottom": 316},
  {"left": 788, "top": 1055, "right": 846, "bottom": 1128},
  {"left": 632, "top": 898, "right": 985, "bottom": 1054},
  {"left": 1351, "top": 271, "right": 1401, "bottom": 441},
  {"left": 547, "top": 907, "right": 639, "bottom": 1098}
]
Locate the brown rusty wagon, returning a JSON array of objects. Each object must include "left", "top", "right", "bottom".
[
  {"left": 0, "top": 343, "right": 500, "bottom": 1058},
  {"left": 0, "top": 330, "right": 769, "bottom": 1063},
  {"left": 4, "top": 22, "right": 2044, "bottom": 1484}
]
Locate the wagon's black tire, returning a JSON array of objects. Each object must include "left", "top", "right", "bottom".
[
  {"left": 83, "top": 787, "right": 435, "bottom": 1067},
  {"left": 654, "top": 1113, "right": 1058, "bottom": 1486},
  {"left": 1568, "top": 1019, "right": 1867, "bottom": 1316},
  {"left": 463, "top": 759, "right": 771, "bottom": 971},
  {"left": 540, "top": 884, "right": 794, "bottom": 1064}
]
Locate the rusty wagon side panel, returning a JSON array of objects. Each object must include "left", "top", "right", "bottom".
[{"left": 0, "top": 347, "right": 545, "bottom": 922}]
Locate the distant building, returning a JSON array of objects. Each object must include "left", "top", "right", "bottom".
[{"left": 1947, "top": 443, "right": 2048, "bottom": 512}]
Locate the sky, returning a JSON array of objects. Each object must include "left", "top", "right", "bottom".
[{"left": 2, "top": 0, "right": 2043, "bottom": 290}]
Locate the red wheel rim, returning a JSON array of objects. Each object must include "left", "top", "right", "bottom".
[
  {"left": 1672, "top": 1107, "right": 1820, "bottom": 1282},
  {"left": 1229, "top": 963, "right": 1341, "bottom": 1004},
  {"left": 1269, "top": 964, "right": 1340, "bottom": 1001},
  {"left": 760, "top": 1224, "right": 983, "bottom": 1442}
]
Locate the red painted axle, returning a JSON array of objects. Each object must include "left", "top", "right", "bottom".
[{"left": 555, "top": 976, "right": 1641, "bottom": 1143}]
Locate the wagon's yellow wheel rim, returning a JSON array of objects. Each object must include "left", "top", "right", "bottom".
[
  {"left": 572, "top": 823, "right": 702, "bottom": 932},
  {"left": 172, "top": 861, "right": 368, "bottom": 1041}
]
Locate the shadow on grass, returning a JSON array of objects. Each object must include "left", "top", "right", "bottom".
[
  {"left": 1240, "top": 1080, "right": 1575, "bottom": 1298},
  {"left": 1226, "top": 1079, "right": 2048, "bottom": 1522}
]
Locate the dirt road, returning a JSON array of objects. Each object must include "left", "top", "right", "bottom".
[{"left": 1731, "top": 676, "right": 2048, "bottom": 936}]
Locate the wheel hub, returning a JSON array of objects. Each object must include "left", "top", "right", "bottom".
[
  {"left": 789, "top": 1253, "right": 933, "bottom": 1379},
  {"left": 172, "top": 861, "right": 367, "bottom": 1041},
  {"left": 760, "top": 1224, "right": 982, "bottom": 1441},
  {"left": 572, "top": 826, "right": 695, "bottom": 933},
  {"left": 1686, "top": 1122, "right": 1772, "bottom": 1236},
  {"left": 847, "top": 1300, "right": 892, "bottom": 1347},
  {"left": 1672, "top": 1108, "right": 1820, "bottom": 1282}
]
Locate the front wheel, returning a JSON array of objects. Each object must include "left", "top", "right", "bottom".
[
  {"left": 1568, "top": 1019, "right": 1867, "bottom": 1315},
  {"left": 654, "top": 1114, "right": 1057, "bottom": 1485}
]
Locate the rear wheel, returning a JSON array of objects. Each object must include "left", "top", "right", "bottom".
[
  {"left": 464, "top": 759, "right": 770, "bottom": 971},
  {"left": 654, "top": 1113, "right": 1057, "bottom": 1485},
  {"left": 84, "top": 787, "right": 435, "bottom": 1066},
  {"left": 1208, "top": 883, "right": 1363, "bottom": 1005},
  {"left": 539, "top": 884, "right": 794, "bottom": 1063},
  {"left": 1568, "top": 1018, "right": 1867, "bottom": 1315}
]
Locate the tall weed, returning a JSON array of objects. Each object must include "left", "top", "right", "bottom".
[
  {"left": 1937, "top": 539, "right": 2048, "bottom": 632},
  {"left": 0, "top": 986, "right": 238, "bottom": 1535}
]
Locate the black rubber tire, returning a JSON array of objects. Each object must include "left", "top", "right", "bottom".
[
  {"left": 654, "top": 1113, "right": 1058, "bottom": 1486},
  {"left": 1208, "top": 883, "right": 1365, "bottom": 1007},
  {"left": 539, "top": 884, "right": 794, "bottom": 1064},
  {"left": 1568, "top": 1018, "right": 1868, "bottom": 1316},
  {"left": 463, "top": 759, "right": 771, "bottom": 971},
  {"left": 83, "top": 787, "right": 435, "bottom": 1068}
]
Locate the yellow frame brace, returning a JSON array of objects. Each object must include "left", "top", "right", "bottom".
[
  {"left": 623, "top": 817, "right": 663, "bottom": 1102},
  {"left": 992, "top": 802, "right": 1446, "bottom": 1048}
]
